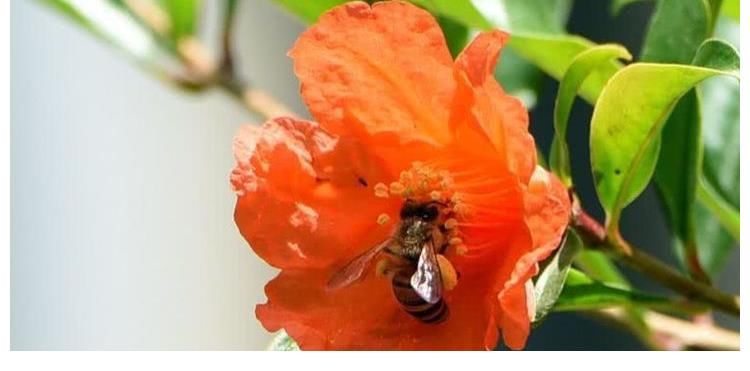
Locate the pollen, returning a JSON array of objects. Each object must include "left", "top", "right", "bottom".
[
  {"left": 444, "top": 218, "right": 458, "bottom": 229},
  {"left": 454, "top": 244, "right": 468, "bottom": 256},
  {"left": 377, "top": 213, "right": 391, "bottom": 225},
  {"left": 374, "top": 182, "right": 389, "bottom": 198},
  {"left": 429, "top": 190, "right": 442, "bottom": 201},
  {"left": 437, "top": 255, "right": 458, "bottom": 291},
  {"left": 389, "top": 181, "right": 406, "bottom": 195}
]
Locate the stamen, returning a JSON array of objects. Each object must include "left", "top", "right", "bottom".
[
  {"left": 444, "top": 218, "right": 458, "bottom": 229},
  {"left": 376, "top": 213, "right": 391, "bottom": 225},
  {"left": 454, "top": 244, "right": 468, "bottom": 256},
  {"left": 389, "top": 181, "right": 406, "bottom": 195},
  {"left": 374, "top": 182, "right": 389, "bottom": 198},
  {"left": 449, "top": 237, "right": 463, "bottom": 245}
]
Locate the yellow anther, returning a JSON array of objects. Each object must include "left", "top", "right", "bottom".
[
  {"left": 389, "top": 181, "right": 406, "bottom": 195},
  {"left": 436, "top": 255, "right": 458, "bottom": 291},
  {"left": 455, "top": 244, "right": 468, "bottom": 256},
  {"left": 377, "top": 213, "right": 391, "bottom": 225},
  {"left": 429, "top": 190, "right": 442, "bottom": 201},
  {"left": 444, "top": 218, "right": 458, "bottom": 229},
  {"left": 374, "top": 182, "right": 389, "bottom": 198},
  {"left": 449, "top": 237, "right": 463, "bottom": 245}
]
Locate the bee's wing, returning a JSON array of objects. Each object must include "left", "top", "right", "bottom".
[
  {"left": 410, "top": 241, "right": 443, "bottom": 304},
  {"left": 326, "top": 239, "right": 390, "bottom": 291}
]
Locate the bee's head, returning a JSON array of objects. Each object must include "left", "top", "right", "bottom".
[{"left": 400, "top": 200, "right": 440, "bottom": 221}]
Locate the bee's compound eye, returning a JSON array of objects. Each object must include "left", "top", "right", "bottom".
[{"left": 422, "top": 205, "right": 439, "bottom": 221}]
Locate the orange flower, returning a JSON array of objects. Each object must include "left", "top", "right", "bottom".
[{"left": 231, "top": 1, "right": 570, "bottom": 350}]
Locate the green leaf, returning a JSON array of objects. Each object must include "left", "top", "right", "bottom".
[
  {"left": 693, "top": 38, "right": 741, "bottom": 72},
  {"left": 410, "top": 0, "right": 491, "bottom": 29},
  {"left": 533, "top": 229, "right": 582, "bottom": 323},
  {"left": 551, "top": 44, "right": 632, "bottom": 187},
  {"left": 652, "top": 90, "right": 706, "bottom": 280},
  {"left": 610, "top": 0, "right": 651, "bottom": 15},
  {"left": 270, "top": 0, "right": 346, "bottom": 24},
  {"left": 639, "top": 0, "right": 712, "bottom": 281},
  {"left": 418, "top": 0, "right": 574, "bottom": 109},
  {"left": 696, "top": 179, "right": 740, "bottom": 241},
  {"left": 640, "top": 0, "right": 711, "bottom": 64},
  {"left": 39, "top": 0, "right": 162, "bottom": 63},
  {"left": 509, "top": 34, "right": 623, "bottom": 105},
  {"left": 695, "top": 18, "right": 740, "bottom": 276},
  {"left": 589, "top": 58, "right": 739, "bottom": 232},
  {"left": 160, "top": 0, "right": 200, "bottom": 40},
  {"left": 436, "top": 15, "right": 468, "bottom": 58},
  {"left": 267, "top": 331, "right": 300, "bottom": 351},
  {"left": 721, "top": 0, "right": 740, "bottom": 21},
  {"left": 555, "top": 269, "right": 708, "bottom": 315}
]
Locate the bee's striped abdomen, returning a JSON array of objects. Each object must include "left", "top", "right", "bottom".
[{"left": 391, "top": 270, "right": 448, "bottom": 324}]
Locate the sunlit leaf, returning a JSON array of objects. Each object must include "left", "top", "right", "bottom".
[
  {"left": 270, "top": 0, "right": 346, "bottom": 24},
  {"left": 590, "top": 56, "right": 739, "bottom": 232},
  {"left": 509, "top": 34, "right": 623, "bottom": 105},
  {"left": 551, "top": 44, "right": 632, "bottom": 186},
  {"left": 410, "top": 0, "right": 491, "bottom": 29}
]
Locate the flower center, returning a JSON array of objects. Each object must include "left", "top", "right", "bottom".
[{"left": 374, "top": 162, "right": 467, "bottom": 255}]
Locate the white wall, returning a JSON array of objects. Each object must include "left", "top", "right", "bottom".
[{"left": 11, "top": 0, "right": 306, "bottom": 350}]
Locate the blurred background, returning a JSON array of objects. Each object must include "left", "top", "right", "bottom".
[{"left": 11, "top": 0, "right": 739, "bottom": 350}]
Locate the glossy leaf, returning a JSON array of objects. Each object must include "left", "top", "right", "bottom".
[
  {"left": 410, "top": 0, "right": 491, "bottom": 29},
  {"left": 509, "top": 34, "right": 623, "bottom": 105},
  {"left": 555, "top": 270, "right": 708, "bottom": 315},
  {"left": 695, "top": 18, "right": 740, "bottom": 276},
  {"left": 270, "top": 0, "right": 346, "bottom": 24},
  {"left": 640, "top": 0, "right": 710, "bottom": 63},
  {"left": 267, "top": 330, "right": 300, "bottom": 351},
  {"left": 551, "top": 44, "right": 632, "bottom": 186},
  {"left": 533, "top": 229, "right": 582, "bottom": 323},
  {"left": 590, "top": 55, "right": 739, "bottom": 231},
  {"left": 640, "top": 0, "right": 711, "bottom": 280}
]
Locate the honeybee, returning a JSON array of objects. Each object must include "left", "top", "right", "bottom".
[{"left": 327, "top": 199, "right": 450, "bottom": 324}]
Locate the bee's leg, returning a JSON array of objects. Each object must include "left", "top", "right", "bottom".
[
  {"left": 375, "top": 254, "right": 411, "bottom": 279},
  {"left": 436, "top": 254, "right": 458, "bottom": 291}
]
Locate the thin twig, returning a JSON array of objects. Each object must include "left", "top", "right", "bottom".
[
  {"left": 595, "top": 308, "right": 739, "bottom": 350},
  {"left": 572, "top": 203, "right": 740, "bottom": 316}
]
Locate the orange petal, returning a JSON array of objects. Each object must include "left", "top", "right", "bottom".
[
  {"left": 454, "top": 31, "right": 536, "bottom": 183},
  {"left": 232, "top": 117, "right": 401, "bottom": 270},
  {"left": 257, "top": 266, "right": 500, "bottom": 350},
  {"left": 496, "top": 166, "right": 571, "bottom": 349},
  {"left": 289, "top": 1, "right": 455, "bottom": 144}
]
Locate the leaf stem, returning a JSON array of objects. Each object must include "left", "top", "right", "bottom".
[
  {"left": 572, "top": 203, "right": 740, "bottom": 316},
  {"left": 696, "top": 178, "right": 740, "bottom": 240}
]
